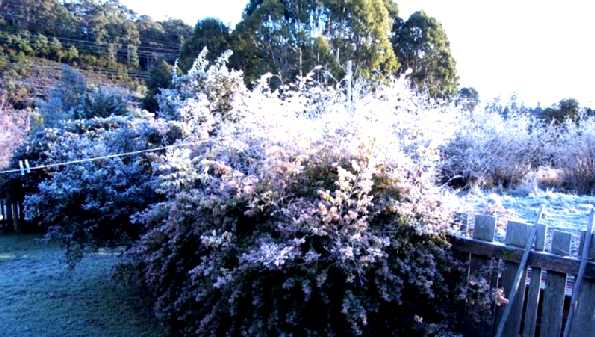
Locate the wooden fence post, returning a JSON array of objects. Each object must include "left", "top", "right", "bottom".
[
  {"left": 522, "top": 222, "right": 547, "bottom": 337},
  {"left": 0, "top": 199, "right": 5, "bottom": 226},
  {"left": 11, "top": 202, "right": 19, "bottom": 232},
  {"left": 466, "top": 215, "right": 497, "bottom": 337},
  {"left": 5, "top": 199, "right": 13, "bottom": 229},
  {"left": 568, "top": 231, "right": 595, "bottom": 337},
  {"left": 496, "top": 221, "right": 530, "bottom": 336},
  {"left": 540, "top": 230, "right": 572, "bottom": 337},
  {"left": 18, "top": 200, "right": 24, "bottom": 226}
]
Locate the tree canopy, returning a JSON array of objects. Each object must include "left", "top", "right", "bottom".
[
  {"left": 180, "top": 0, "right": 399, "bottom": 85},
  {"left": 392, "top": 11, "right": 458, "bottom": 98},
  {"left": 0, "top": 0, "right": 192, "bottom": 70},
  {"left": 179, "top": 18, "right": 231, "bottom": 71}
]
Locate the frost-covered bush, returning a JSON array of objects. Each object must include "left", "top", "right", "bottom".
[
  {"left": 441, "top": 111, "right": 555, "bottom": 188},
  {"left": 39, "top": 66, "right": 133, "bottom": 127},
  {"left": 0, "top": 97, "right": 29, "bottom": 168},
  {"left": 125, "top": 54, "right": 483, "bottom": 336},
  {"left": 553, "top": 118, "right": 595, "bottom": 193},
  {"left": 39, "top": 66, "right": 88, "bottom": 127},
  {"left": 157, "top": 48, "right": 246, "bottom": 131},
  {"left": 18, "top": 114, "right": 181, "bottom": 265},
  {"left": 80, "top": 86, "right": 131, "bottom": 119}
]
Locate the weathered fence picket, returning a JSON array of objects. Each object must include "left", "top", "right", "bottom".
[
  {"left": 466, "top": 215, "right": 497, "bottom": 337},
  {"left": 567, "top": 232, "right": 595, "bottom": 337},
  {"left": 522, "top": 221, "right": 546, "bottom": 337},
  {"left": 451, "top": 212, "right": 595, "bottom": 337},
  {"left": 496, "top": 222, "right": 531, "bottom": 336},
  {"left": 0, "top": 199, "right": 5, "bottom": 225},
  {"left": 540, "top": 231, "right": 571, "bottom": 337}
]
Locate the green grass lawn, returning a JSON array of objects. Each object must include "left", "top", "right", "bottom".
[{"left": 0, "top": 234, "right": 167, "bottom": 337}]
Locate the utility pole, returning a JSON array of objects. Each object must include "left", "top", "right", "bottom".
[{"left": 346, "top": 60, "right": 353, "bottom": 112}]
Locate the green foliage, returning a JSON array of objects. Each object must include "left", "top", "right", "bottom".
[
  {"left": 179, "top": 18, "right": 231, "bottom": 71},
  {"left": 455, "top": 87, "right": 479, "bottom": 111},
  {"left": 542, "top": 98, "right": 581, "bottom": 123},
  {"left": 230, "top": 0, "right": 398, "bottom": 85},
  {"left": 142, "top": 60, "right": 173, "bottom": 113},
  {"left": 392, "top": 11, "right": 458, "bottom": 98},
  {"left": 0, "top": 0, "right": 192, "bottom": 71}
]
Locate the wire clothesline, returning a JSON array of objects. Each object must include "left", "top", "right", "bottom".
[{"left": 0, "top": 141, "right": 206, "bottom": 176}]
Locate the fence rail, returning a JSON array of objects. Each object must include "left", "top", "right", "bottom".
[{"left": 451, "top": 213, "right": 595, "bottom": 337}]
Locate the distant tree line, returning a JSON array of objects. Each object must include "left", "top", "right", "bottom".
[
  {"left": 180, "top": 1, "right": 459, "bottom": 99},
  {"left": 0, "top": 0, "right": 192, "bottom": 70}
]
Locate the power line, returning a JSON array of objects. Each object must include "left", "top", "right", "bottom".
[
  {"left": 4, "top": 60, "right": 152, "bottom": 80},
  {"left": 0, "top": 7, "right": 187, "bottom": 50},
  {"left": 0, "top": 26, "right": 180, "bottom": 55},
  {"left": 0, "top": 141, "right": 206, "bottom": 176},
  {"left": 0, "top": 21, "right": 182, "bottom": 53}
]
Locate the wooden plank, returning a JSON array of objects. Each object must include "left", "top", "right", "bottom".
[
  {"left": 568, "top": 232, "right": 595, "bottom": 337},
  {"left": 455, "top": 212, "right": 470, "bottom": 237},
  {"left": 5, "top": 200, "right": 13, "bottom": 230},
  {"left": 11, "top": 202, "right": 19, "bottom": 232},
  {"left": 0, "top": 199, "right": 5, "bottom": 226},
  {"left": 449, "top": 237, "right": 595, "bottom": 279},
  {"left": 523, "top": 222, "right": 546, "bottom": 337},
  {"left": 18, "top": 200, "right": 24, "bottom": 226},
  {"left": 474, "top": 215, "right": 496, "bottom": 241},
  {"left": 496, "top": 221, "right": 531, "bottom": 337},
  {"left": 541, "top": 231, "right": 572, "bottom": 337},
  {"left": 466, "top": 215, "right": 497, "bottom": 337}
]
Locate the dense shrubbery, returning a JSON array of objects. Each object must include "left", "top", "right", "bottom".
[
  {"left": 16, "top": 114, "right": 181, "bottom": 264},
  {"left": 0, "top": 31, "right": 80, "bottom": 64},
  {"left": 118, "top": 53, "right": 485, "bottom": 336},
  {"left": 552, "top": 119, "right": 595, "bottom": 193},
  {"left": 440, "top": 112, "right": 555, "bottom": 188},
  {"left": 4, "top": 68, "right": 182, "bottom": 262},
  {"left": 439, "top": 106, "right": 595, "bottom": 193},
  {"left": 39, "top": 66, "right": 133, "bottom": 127}
]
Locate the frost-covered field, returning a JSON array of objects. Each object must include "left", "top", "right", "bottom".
[
  {"left": 0, "top": 235, "right": 166, "bottom": 337},
  {"left": 457, "top": 190, "right": 594, "bottom": 245}
]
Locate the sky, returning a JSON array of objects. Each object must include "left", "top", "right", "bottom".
[{"left": 121, "top": 0, "right": 595, "bottom": 107}]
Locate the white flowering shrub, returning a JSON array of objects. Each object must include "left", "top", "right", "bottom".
[{"left": 125, "top": 54, "right": 486, "bottom": 336}]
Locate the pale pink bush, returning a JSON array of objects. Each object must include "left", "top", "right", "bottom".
[
  {"left": 126, "top": 52, "right": 477, "bottom": 336},
  {"left": 0, "top": 97, "right": 29, "bottom": 168}
]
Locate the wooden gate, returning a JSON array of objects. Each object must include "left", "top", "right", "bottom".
[{"left": 451, "top": 214, "right": 595, "bottom": 337}]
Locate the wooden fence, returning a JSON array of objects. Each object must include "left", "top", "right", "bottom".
[
  {"left": 0, "top": 193, "right": 25, "bottom": 233},
  {"left": 451, "top": 214, "right": 595, "bottom": 337}
]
